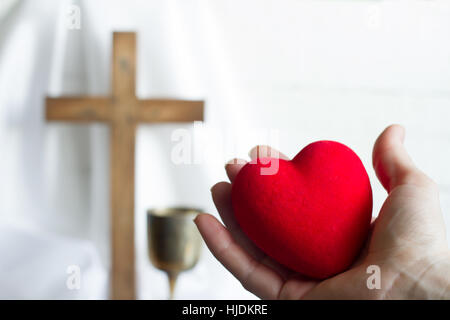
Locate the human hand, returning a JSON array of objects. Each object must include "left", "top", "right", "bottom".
[{"left": 194, "top": 125, "right": 450, "bottom": 299}]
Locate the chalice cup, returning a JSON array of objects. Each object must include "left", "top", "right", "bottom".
[{"left": 147, "top": 207, "right": 203, "bottom": 299}]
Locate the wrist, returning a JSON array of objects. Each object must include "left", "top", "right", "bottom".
[
  {"left": 390, "top": 251, "right": 450, "bottom": 299},
  {"left": 413, "top": 252, "right": 450, "bottom": 299}
]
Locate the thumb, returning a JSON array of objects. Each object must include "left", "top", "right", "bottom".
[{"left": 372, "top": 125, "right": 433, "bottom": 193}]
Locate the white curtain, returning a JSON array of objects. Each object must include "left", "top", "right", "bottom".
[
  {"left": 0, "top": 0, "right": 450, "bottom": 299},
  {"left": 0, "top": 0, "right": 256, "bottom": 299}
]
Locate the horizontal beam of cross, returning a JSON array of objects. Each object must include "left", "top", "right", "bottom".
[{"left": 46, "top": 97, "right": 203, "bottom": 123}]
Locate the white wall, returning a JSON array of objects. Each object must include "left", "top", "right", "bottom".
[{"left": 136, "top": 0, "right": 450, "bottom": 298}]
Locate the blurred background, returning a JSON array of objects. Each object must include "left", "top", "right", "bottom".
[{"left": 0, "top": 0, "right": 449, "bottom": 299}]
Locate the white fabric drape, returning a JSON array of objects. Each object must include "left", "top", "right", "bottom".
[{"left": 0, "top": 0, "right": 256, "bottom": 299}]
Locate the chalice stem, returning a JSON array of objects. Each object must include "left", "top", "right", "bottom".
[{"left": 167, "top": 271, "right": 179, "bottom": 300}]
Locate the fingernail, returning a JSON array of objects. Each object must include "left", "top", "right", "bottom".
[
  {"left": 401, "top": 126, "right": 406, "bottom": 144},
  {"left": 225, "top": 159, "right": 234, "bottom": 167},
  {"left": 248, "top": 146, "right": 258, "bottom": 158},
  {"left": 210, "top": 183, "right": 218, "bottom": 193}
]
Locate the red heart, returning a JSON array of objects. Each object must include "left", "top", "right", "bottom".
[{"left": 231, "top": 141, "right": 372, "bottom": 279}]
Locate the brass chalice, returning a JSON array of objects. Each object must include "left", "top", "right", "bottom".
[{"left": 147, "top": 207, "right": 203, "bottom": 299}]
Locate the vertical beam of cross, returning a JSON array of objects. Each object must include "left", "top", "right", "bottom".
[{"left": 110, "top": 32, "right": 138, "bottom": 300}]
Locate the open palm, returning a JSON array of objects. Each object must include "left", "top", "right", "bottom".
[{"left": 195, "top": 125, "right": 450, "bottom": 299}]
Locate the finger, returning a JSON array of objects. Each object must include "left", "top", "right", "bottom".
[
  {"left": 211, "top": 182, "right": 292, "bottom": 279},
  {"left": 212, "top": 182, "right": 262, "bottom": 257},
  {"left": 276, "top": 274, "right": 318, "bottom": 300},
  {"left": 351, "top": 217, "right": 377, "bottom": 267},
  {"left": 194, "top": 213, "right": 283, "bottom": 299},
  {"left": 372, "top": 124, "right": 435, "bottom": 192},
  {"left": 249, "top": 145, "right": 289, "bottom": 161},
  {"left": 225, "top": 146, "right": 289, "bottom": 183},
  {"left": 225, "top": 158, "right": 247, "bottom": 182}
]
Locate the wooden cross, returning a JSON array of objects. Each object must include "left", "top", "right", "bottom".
[{"left": 46, "top": 32, "right": 204, "bottom": 299}]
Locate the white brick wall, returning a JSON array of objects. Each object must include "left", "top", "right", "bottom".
[
  {"left": 134, "top": 0, "right": 450, "bottom": 297},
  {"left": 129, "top": 0, "right": 450, "bottom": 298}
]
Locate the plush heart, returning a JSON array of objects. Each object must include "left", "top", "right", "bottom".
[{"left": 231, "top": 141, "right": 372, "bottom": 279}]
